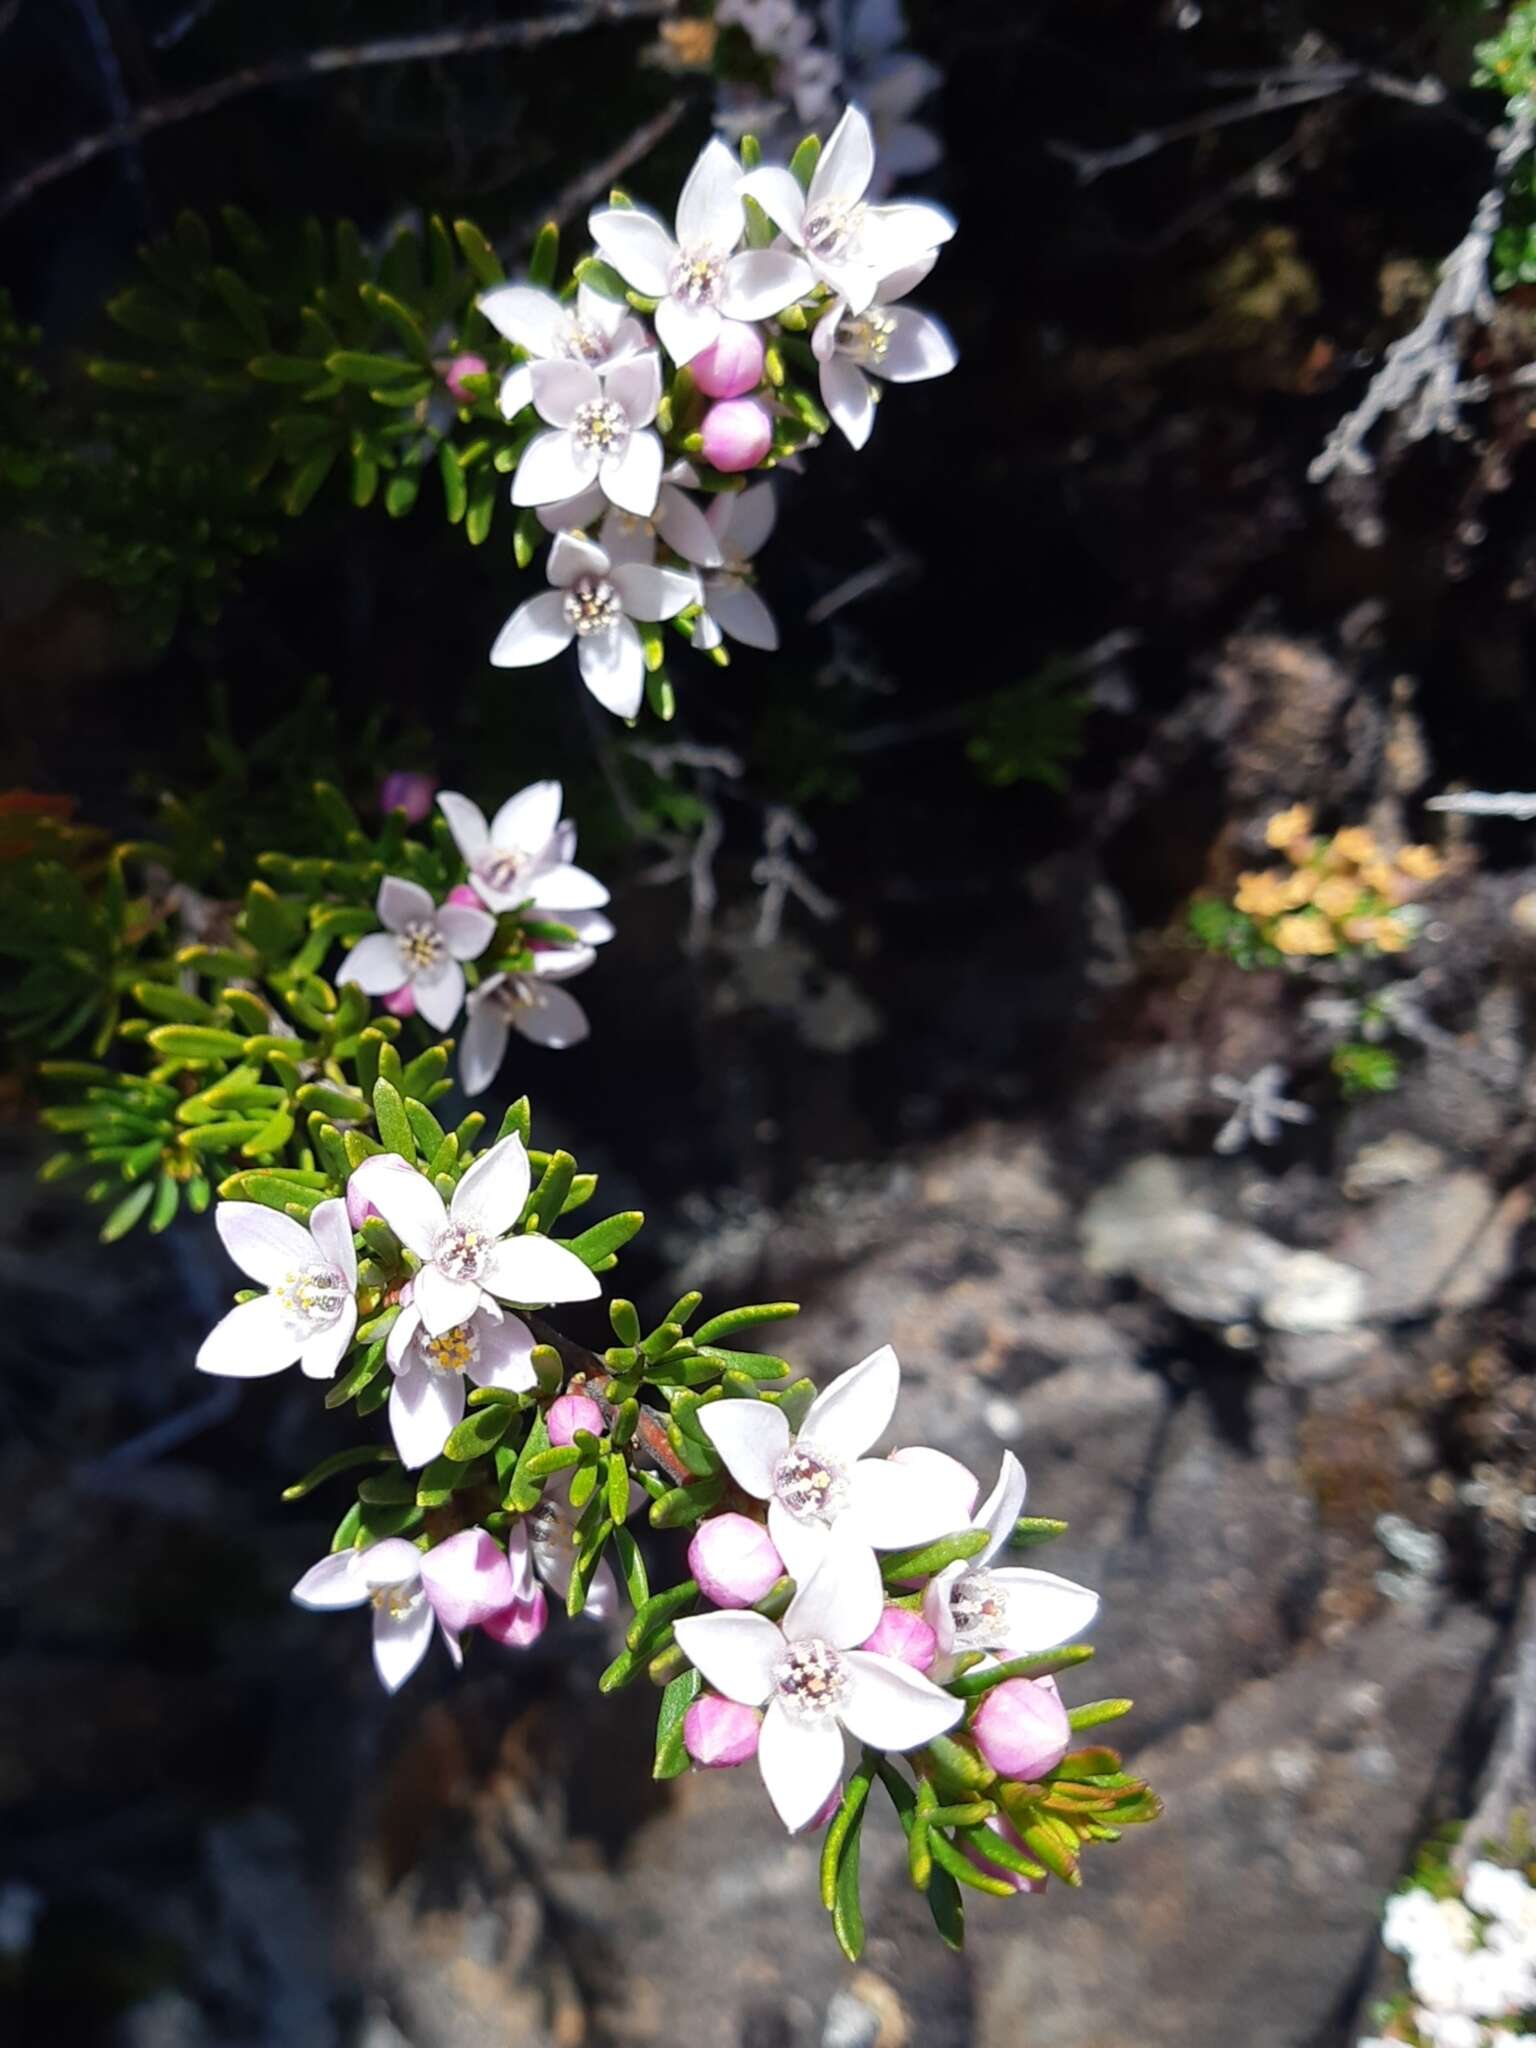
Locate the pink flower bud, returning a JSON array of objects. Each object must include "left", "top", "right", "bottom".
[
  {"left": 382, "top": 984, "right": 416, "bottom": 1019},
  {"left": 377, "top": 770, "right": 437, "bottom": 823},
  {"left": 547, "top": 1392, "right": 605, "bottom": 1446},
  {"left": 481, "top": 1586, "right": 548, "bottom": 1649},
  {"left": 419, "top": 1528, "right": 516, "bottom": 1635},
  {"left": 688, "top": 1513, "right": 784, "bottom": 1608},
  {"left": 962, "top": 1812, "right": 1047, "bottom": 1894},
  {"left": 692, "top": 321, "right": 765, "bottom": 399},
  {"left": 683, "top": 1693, "right": 761, "bottom": 1767},
  {"left": 889, "top": 1446, "right": 980, "bottom": 1529},
  {"left": 971, "top": 1677, "right": 1071, "bottom": 1782},
  {"left": 446, "top": 882, "right": 484, "bottom": 908},
  {"left": 860, "top": 1604, "right": 938, "bottom": 1672},
  {"left": 700, "top": 397, "right": 772, "bottom": 473},
  {"left": 346, "top": 1180, "right": 380, "bottom": 1231},
  {"left": 441, "top": 352, "right": 489, "bottom": 405}
]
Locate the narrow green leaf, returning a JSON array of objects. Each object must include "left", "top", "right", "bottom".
[
  {"left": 951, "top": 1645, "right": 1096, "bottom": 1699},
  {"left": 880, "top": 1528, "right": 990, "bottom": 1585},
  {"left": 653, "top": 1666, "right": 703, "bottom": 1780},
  {"left": 1011, "top": 1516, "right": 1070, "bottom": 1549},
  {"left": 566, "top": 1209, "right": 644, "bottom": 1268},
  {"left": 281, "top": 1444, "right": 395, "bottom": 1500},
  {"left": 1066, "top": 1698, "right": 1134, "bottom": 1732},
  {"left": 443, "top": 1403, "right": 515, "bottom": 1462},
  {"left": 372, "top": 1076, "right": 415, "bottom": 1161}
]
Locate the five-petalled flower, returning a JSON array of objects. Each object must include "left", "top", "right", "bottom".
[
  {"left": 512, "top": 354, "right": 667, "bottom": 519},
  {"left": 693, "top": 483, "right": 780, "bottom": 652},
  {"left": 385, "top": 1285, "right": 538, "bottom": 1468},
  {"left": 460, "top": 952, "right": 595, "bottom": 1091},
  {"left": 437, "top": 779, "right": 611, "bottom": 920},
  {"left": 480, "top": 279, "right": 648, "bottom": 422},
  {"left": 340, "top": 876, "right": 495, "bottom": 1032},
  {"left": 291, "top": 1529, "right": 515, "bottom": 1692},
  {"left": 812, "top": 256, "right": 957, "bottom": 450},
  {"left": 197, "top": 1198, "right": 358, "bottom": 1380}
]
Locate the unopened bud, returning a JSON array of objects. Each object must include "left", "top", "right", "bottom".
[
  {"left": 971, "top": 1676, "right": 1070, "bottom": 1781},
  {"left": 860, "top": 1604, "right": 938, "bottom": 1672},
  {"left": 481, "top": 1586, "right": 548, "bottom": 1649},
  {"left": 441, "top": 352, "right": 489, "bottom": 405},
  {"left": 547, "top": 1392, "right": 605, "bottom": 1447},
  {"left": 446, "top": 882, "right": 483, "bottom": 908},
  {"left": 700, "top": 397, "right": 772, "bottom": 473},
  {"left": 688, "top": 1513, "right": 784, "bottom": 1607},
  {"left": 418, "top": 1528, "right": 516, "bottom": 1635},
  {"left": 683, "top": 1693, "right": 761, "bottom": 1767},
  {"left": 378, "top": 770, "right": 438, "bottom": 823},
  {"left": 692, "top": 321, "right": 765, "bottom": 399},
  {"left": 382, "top": 984, "right": 417, "bottom": 1019}
]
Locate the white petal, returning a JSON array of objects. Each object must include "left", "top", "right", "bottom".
[
  {"left": 434, "top": 903, "right": 496, "bottom": 961},
  {"left": 372, "top": 1597, "right": 435, "bottom": 1693},
  {"left": 415, "top": 1261, "right": 484, "bottom": 1338},
  {"left": 719, "top": 249, "right": 815, "bottom": 320},
  {"left": 605, "top": 351, "right": 662, "bottom": 429},
  {"left": 654, "top": 293, "right": 721, "bottom": 367},
  {"left": 844, "top": 1454, "right": 960, "bottom": 1550},
  {"left": 672, "top": 1610, "right": 782, "bottom": 1706},
  {"left": 810, "top": 105, "right": 876, "bottom": 209},
  {"left": 512, "top": 428, "right": 598, "bottom": 508},
  {"left": 611, "top": 560, "right": 697, "bottom": 621},
  {"left": 601, "top": 429, "right": 664, "bottom": 519},
  {"left": 213, "top": 1201, "right": 313, "bottom": 1287},
  {"left": 818, "top": 253, "right": 885, "bottom": 318},
  {"left": 922, "top": 1563, "right": 962, "bottom": 1660},
  {"left": 783, "top": 1528, "right": 884, "bottom": 1649},
  {"left": 990, "top": 1568, "right": 1101, "bottom": 1654},
  {"left": 490, "top": 779, "right": 563, "bottom": 855},
  {"left": 706, "top": 580, "right": 778, "bottom": 652},
  {"left": 583, "top": 1555, "right": 620, "bottom": 1622},
  {"left": 862, "top": 201, "right": 955, "bottom": 281},
  {"left": 577, "top": 619, "right": 645, "bottom": 719},
  {"left": 390, "top": 1360, "right": 465, "bottom": 1468},
  {"left": 378, "top": 874, "right": 435, "bottom": 932},
  {"left": 196, "top": 1293, "right": 301, "bottom": 1378},
  {"left": 450, "top": 1131, "right": 531, "bottom": 1238},
  {"left": 889, "top": 1446, "right": 979, "bottom": 1532},
  {"left": 768, "top": 1498, "right": 831, "bottom": 1583},
  {"left": 724, "top": 481, "right": 776, "bottom": 559},
  {"left": 840, "top": 1651, "right": 964, "bottom": 1751},
  {"left": 413, "top": 958, "right": 466, "bottom": 1032},
  {"left": 693, "top": 608, "right": 723, "bottom": 652},
  {"left": 476, "top": 283, "right": 566, "bottom": 354},
  {"left": 974, "top": 1450, "right": 1028, "bottom": 1566},
  {"left": 352, "top": 1156, "right": 445, "bottom": 1260},
  {"left": 469, "top": 1312, "right": 536, "bottom": 1391},
  {"left": 812, "top": 303, "right": 843, "bottom": 365},
  {"left": 524, "top": 861, "right": 609, "bottom": 911},
  {"left": 515, "top": 982, "right": 590, "bottom": 1049},
  {"left": 530, "top": 356, "right": 601, "bottom": 427},
  {"left": 875, "top": 250, "right": 939, "bottom": 302},
  {"left": 588, "top": 206, "right": 676, "bottom": 295},
  {"left": 560, "top": 908, "right": 614, "bottom": 945},
  {"left": 876, "top": 307, "right": 957, "bottom": 384},
  {"left": 506, "top": 1519, "right": 536, "bottom": 1602},
  {"left": 338, "top": 931, "right": 407, "bottom": 996},
  {"left": 481, "top": 1232, "right": 601, "bottom": 1305},
  {"left": 599, "top": 507, "right": 659, "bottom": 568},
  {"left": 821, "top": 358, "right": 875, "bottom": 449},
  {"left": 498, "top": 364, "right": 533, "bottom": 420},
  {"left": 291, "top": 1550, "right": 370, "bottom": 1611},
  {"left": 758, "top": 1699, "right": 845, "bottom": 1832},
  {"left": 537, "top": 483, "right": 605, "bottom": 535},
  {"left": 739, "top": 167, "right": 808, "bottom": 245},
  {"left": 697, "top": 1398, "right": 790, "bottom": 1498},
  {"left": 677, "top": 136, "right": 747, "bottom": 252},
  {"left": 488, "top": 588, "right": 576, "bottom": 667},
  {"left": 361, "top": 1537, "right": 425, "bottom": 1590},
  {"left": 436, "top": 790, "right": 490, "bottom": 863},
  {"left": 300, "top": 1297, "right": 356, "bottom": 1381},
  {"left": 547, "top": 529, "right": 611, "bottom": 587},
  {"left": 386, "top": 1301, "right": 421, "bottom": 1370},
  {"left": 460, "top": 1000, "right": 510, "bottom": 1097},
  {"left": 800, "top": 1345, "right": 899, "bottom": 1465},
  {"left": 655, "top": 484, "right": 723, "bottom": 567}
]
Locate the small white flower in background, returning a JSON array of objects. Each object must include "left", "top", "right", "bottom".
[
  {"left": 740, "top": 104, "right": 954, "bottom": 315},
  {"left": 490, "top": 531, "right": 697, "bottom": 720},
  {"left": 460, "top": 951, "right": 596, "bottom": 1093},
  {"left": 1211, "top": 1063, "right": 1314, "bottom": 1155},
  {"left": 694, "top": 483, "right": 780, "bottom": 651},
  {"left": 674, "top": 1527, "right": 962, "bottom": 1829},
  {"left": 1464, "top": 1859, "right": 1536, "bottom": 1939},
  {"left": 437, "top": 779, "right": 611, "bottom": 919},
  {"left": 812, "top": 254, "right": 956, "bottom": 450},
  {"left": 538, "top": 459, "right": 724, "bottom": 569},
  {"left": 697, "top": 1344, "right": 966, "bottom": 1584},
  {"left": 833, "top": 0, "right": 944, "bottom": 195},
  {"left": 922, "top": 1451, "right": 1100, "bottom": 1675},
  {"left": 339, "top": 876, "right": 495, "bottom": 1031},
  {"left": 479, "top": 279, "right": 648, "bottom": 421},
  {"left": 291, "top": 1529, "right": 515, "bottom": 1692},
  {"left": 512, "top": 353, "right": 668, "bottom": 519},
  {"left": 385, "top": 1284, "right": 537, "bottom": 1467},
  {"left": 505, "top": 1464, "right": 643, "bottom": 1627},
  {"left": 197, "top": 1199, "right": 357, "bottom": 1379},
  {"left": 349, "top": 1133, "right": 599, "bottom": 1337},
  {"left": 589, "top": 137, "right": 813, "bottom": 365}
]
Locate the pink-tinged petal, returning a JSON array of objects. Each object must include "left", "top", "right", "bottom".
[
  {"left": 420, "top": 1527, "right": 516, "bottom": 1632},
  {"left": 436, "top": 790, "right": 490, "bottom": 863},
  {"left": 673, "top": 1610, "right": 782, "bottom": 1706},
  {"left": 481, "top": 1587, "right": 547, "bottom": 1648},
  {"left": 971, "top": 1676, "right": 1070, "bottom": 1781},
  {"left": 435, "top": 903, "right": 496, "bottom": 961},
  {"left": 974, "top": 1449, "right": 1028, "bottom": 1566},
  {"left": 719, "top": 249, "right": 815, "bottom": 320},
  {"left": 300, "top": 1297, "right": 356, "bottom": 1381},
  {"left": 758, "top": 1698, "right": 845, "bottom": 1832},
  {"left": 684, "top": 1694, "right": 762, "bottom": 1768},
  {"left": 490, "top": 779, "right": 563, "bottom": 855},
  {"left": 524, "top": 861, "right": 609, "bottom": 911},
  {"left": 860, "top": 1605, "right": 938, "bottom": 1673},
  {"left": 547, "top": 528, "right": 611, "bottom": 587},
  {"left": 438, "top": 1616, "right": 464, "bottom": 1669},
  {"left": 307, "top": 1197, "right": 358, "bottom": 1289},
  {"left": 821, "top": 357, "right": 875, "bottom": 449},
  {"left": 990, "top": 1567, "right": 1101, "bottom": 1654},
  {"left": 291, "top": 1550, "right": 371, "bottom": 1611},
  {"left": 697, "top": 1398, "right": 790, "bottom": 1499},
  {"left": 450, "top": 1131, "right": 531, "bottom": 1238},
  {"left": 498, "top": 364, "right": 533, "bottom": 420},
  {"left": 876, "top": 307, "right": 957, "bottom": 383},
  {"left": 378, "top": 874, "right": 436, "bottom": 932},
  {"left": 339, "top": 931, "right": 408, "bottom": 996},
  {"left": 689, "top": 1513, "right": 785, "bottom": 1609},
  {"left": 800, "top": 1345, "right": 899, "bottom": 1465},
  {"left": 840, "top": 1651, "right": 964, "bottom": 1750},
  {"left": 480, "top": 1231, "right": 601, "bottom": 1306},
  {"left": 512, "top": 429, "right": 598, "bottom": 509},
  {"left": 654, "top": 292, "right": 721, "bottom": 367},
  {"left": 699, "top": 397, "right": 772, "bottom": 473},
  {"left": 530, "top": 356, "right": 602, "bottom": 426},
  {"left": 471, "top": 1311, "right": 537, "bottom": 1392},
  {"left": 583, "top": 1555, "right": 621, "bottom": 1622},
  {"left": 655, "top": 483, "right": 723, "bottom": 568},
  {"left": 513, "top": 982, "right": 590, "bottom": 1049},
  {"left": 601, "top": 429, "right": 663, "bottom": 518},
  {"left": 610, "top": 561, "right": 697, "bottom": 621},
  {"left": 577, "top": 618, "right": 646, "bottom": 720},
  {"left": 768, "top": 1498, "right": 831, "bottom": 1583},
  {"left": 738, "top": 167, "right": 808, "bottom": 245},
  {"left": 414, "top": 1261, "right": 484, "bottom": 1339},
  {"left": 588, "top": 206, "right": 676, "bottom": 295},
  {"left": 389, "top": 1358, "right": 464, "bottom": 1467},
  {"left": 459, "top": 1000, "right": 510, "bottom": 1098},
  {"left": 677, "top": 135, "right": 746, "bottom": 251},
  {"left": 548, "top": 1392, "right": 605, "bottom": 1446},
  {"left": 605, "top": 351, "right": 663, "bottom": 429},
  {"left": 692, "top": 321, "right": 766, "bottom": 401},
  {"left": 705, "top": 580, "right": 778, "bottom": 652},
  {"left": 351, "top": 1156, "right": 445, "bottom": 1261},
  {"left": 372, "top": 1596, "right": 435, "bottom": 1693},
  {"left": 810, "top": 105, "right": 876, "bottom": 208},
  {"left": 213, "top": 1201, "right": 313, "bottom": 1286},
  {"left": 476, "top": 283, "right": 566, "bottom": 354},
  {"left": 196, "top": 1293, "right": 301, "bottom": 1378},
  {"left": 783, "top": 1529, "right": 883, "bottom": 1650},
  {"left": 413, "top": 959, "right": 466, "bottom": 1033},
  {"left": 844, "top": 1453, "right": 960, "bottom": 1550},
  {"left": 723, "top": 480, "right": 776, "bottom": 559},
  {"left": 489, "top": 588, "right": 577, "bottom": 668},
  {"left": 362, "top": 1537, "right": 426, "bottom": 1590}
]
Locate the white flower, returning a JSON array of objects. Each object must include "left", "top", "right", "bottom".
[
  {"left": 1465, "top": 1859, "right": 1536, "bottom": 1936},
  {"left": 196, "top": 1198, "right": 358, "bottom": 1379},
  {"left": 489, "top": 530, "right": 697, "bottom": 720},
  {"left": 589, "top": 137, "right": 813, "bottom": 365},
  {"left": 538, "top": 460, "right": 724, "bottom": 570},
  {"left": 512, "top": 353, "right": 668, "bottom": 519},
  {"left": 385, "top": 1289, "right": 537, "bottom": 1468},
  {"left": 478, "top": 279, "right": 648, "bottom": 421},
  {"left": 811, "top": 255, "right": 956, "bottom": 450},
  {"left": 339, "top": 875, "right": 495, "bottom": 1032},
  {"left": 349, "top": 1133, "right": 599, "bottom": 1338},
  {"left": 291, "top": 1530, "right": 514, "bottom": 1693},
  {"left": 508, "top": 1464, "right": 642, "bottom": 1623},
  {"left": 437, "top": 779, "right": 611, "bottom": 919},
  {"left": 693, "top": 483, "right": 779, "bottom": 651},
  {"left": 674, "top": 1527, "right": 962, "bottom": 1829},
  {"left": 740, "top": 104, "right": 954, "bottom": 316},
  {"left": 922, "top": 1451, "right": 1100, "bottom": 1673},
  {"left": 697, "top": 1344, "right": 967, "bottom": 1585},
  {"left": 460, "top": 952, "right": 596, "bottom": 1093},
  {"left": 860, "top": 52, "right": 944, "bottom": 196}
]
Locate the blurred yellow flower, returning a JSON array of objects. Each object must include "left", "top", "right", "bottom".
[
  {"left": 1265, "top": 804, "right": 1314, "bottom": 851},
  {"left": 1397, "top": 844, "right": 1444, "bottom": 883},
  {"left": 1331, "top": 826, "right": 1378, "bottom": 866},
  {"left": 1274, "top": 913, "right": 1337, "bottom": 956}
]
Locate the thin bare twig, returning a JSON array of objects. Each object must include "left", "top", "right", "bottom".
[
  {"left": 525, "top": 93, "right": 692, "bottom": 240},
  {"left": 0, "top": 0, "right": 675, "bottom": 222}
]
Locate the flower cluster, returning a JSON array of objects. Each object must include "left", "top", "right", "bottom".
[
  {"left": 1363, "top": 1853, "right": 1536, "bottom": 2048},
  {"left": 484, "top": 106, "right": 958, "bottom": 719}
]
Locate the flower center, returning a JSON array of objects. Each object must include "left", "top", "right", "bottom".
[
  {"left": 950, "top": 1569, "right": 1011, "bottom": 1651},
  {"left": 835, "top": 307, "right": 896, "bottom": 366},
  {"left": 562, "top": 576, "right": 623, "bottom": 636},
  {"left": 371, "top": 1583, "right": 422, "bottom": 1620},
  {"left": 772, "top": 1442, "right": 849, "bottom": 1524},
  {"left": 773, "top": 1636, "right": 849, "bottom": 1721},
  {"left": 432, "top": 1221, "right": 490, "bottom": 1283},
  {"left": 561, "top": 318, "right": 609, "bottom": 365},
  {"left": 274, "top": 1260, "right": 347, "bottom": 1333},
  {"left": 397, "top": 920, "right": 445, "bottom": 974},
  {"left": 572, "top": 397, "right": 629, "bottom": 455},
  {"left": 669, "top": 246, "right": 725, "bottom": 307},
  {"left": 803, "top": 201, "right": 864, "bottom": 262},
  {"left": 422, "top": 1321, "right": 480, "bottom": 1376},
  {"left": 475, "top": 847, "right": 529, "bottom": 896}
]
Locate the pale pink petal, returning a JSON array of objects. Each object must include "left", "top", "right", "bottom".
[
  {"left": 782, "top": 1528, "right": 884, "bottom": 1649},
  {"left": 482, "top": 1588, "right": 547, "bottom": 1647},
  {"left": 840, "top": 1651, "right": 964, "bottom": 1750},
  {"left": 673, "top": 1610, "right": 782, "bottom": 1706},
  {"left": 300, "top": 1297, "right": 356, "bottom": 1380},
  {"left": 480, "top": 1232, "right": 601, "bottom": 1306},
  {"left": 419, "top": 1527, "right": 516, "bottom": 1632},
  {"left": 876, "top": 250, "right": 939, "bottom": 302},
  {"left": 588, "top": 206, "right": 675, "bottom": 293},
  {"left": 719, "top": 249, "right": 815, "bottom": 320},
  {"left": 291, "top": 1550, "right": 370, "bottom": 1610},
  {"left": 196, "top": 1293, "right": 301, "bottom": 1378},
  {"left": 214, "top": 1201, "right": 313, "bottom": 1287},
  {"left": 605, "top": 351, "right": 662, "bottom": 429},
  {"left": 577, "top": 619, "right": 645, "bottom": 719},
  {"left": 697, "top": 1398, "right": 790, "bottom": 1498},
  {"left": 389, "top": 1358, "right": 464, "bottom": 1467},
  {"left": 821, "top": 358, "right": 875, "bottom": 449},
  {"left": 489, "top": 588, "right": 577, "bottom": 667},
  {"left": 738, "top": 167, "right": 808, "bottom": 245},
  {"left": 610, "top": 561, "right": 697, "bottom": 621},
  {"left": 413, "top": 959, "right": 466, "bottom": 1033},
  {"left": 862, "top": 201, "right": 955, "bottom": 283},
  {"left": 378, "top": 874, "right": 436, "bottom": 931},
  {"left": 489, "top": 779, "right": 563, "bottom": 855},
  {"left": 450, "top": 1131, "right": 531, "bottom": 1238},
  {"left": 435, "top": 903, "right": 496, "bottom": 961},
  {"left": 469, "top": 1312, "right": 536, "bottom": 1391},
  {"left": 372, "top": 1597, "right": 434, "bottom": 1692},
  {"left": 476, "top": 283, "right": 566, "bottom": 354},
  {"left": 505, "top": 1520, "right": 536, "bottom": 1602},
  {"left": 436, "top": 790, "right": 490, "bottom": 863},
  {"left": 974, "top": 1450, "right": 1028, "bottom": 1566},
  {"left": 601, "top": 429, "right": 663, "bottom": 518},
  {"left": 800, "top": 1345, "right": 899, "bottom": 1465},
  {"left": 512, "top": 429, "right": 597, "bottom": 509},
  {"left": 340, "top": 931, "right": 408, "bottom": 995},
  {"left": 654, "top": 293, "right": 721, "bottom": 367},
  {"left": 414, "top": 1261, "right": 484, "bottom": 1338},
  {"left": 677, "top": 136, "right": 746, "bottom": 251},
  {"left": 758, "top": 1698, "right": 845, "bottom": 1832},
  {"left": 351, "top": 1156, "right": 445, "bottom": 1260}
]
